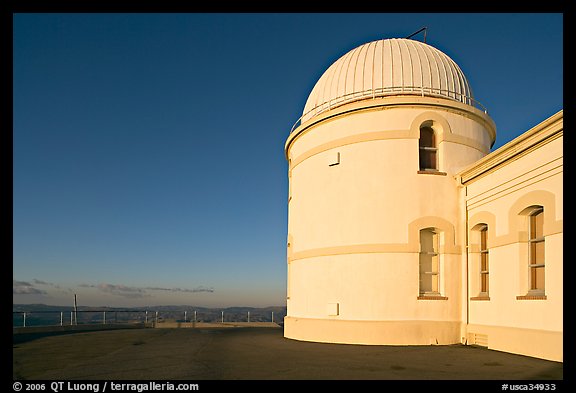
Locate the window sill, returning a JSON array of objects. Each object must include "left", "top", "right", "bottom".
[
  {"left": 516, "top": 295, "right": 547, "bottom": 300},
  {"left": 417, "top": 296, "right": 448, "bottom": 300},
  {"left": 470, "top": 296, "right": 490, "bottom": 301},
  {"left": 417, "top": 170, "right": 447, "bottom": 176}
]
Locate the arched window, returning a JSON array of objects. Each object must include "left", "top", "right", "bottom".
[
  {"left": 528, "top": 207, "right": 545, "bottom": 294},
  {"left": 419, "top": 228, "right": 440, "bottom": 296},
  {"left": 419, "top": 125, "right": 437, "bottom": 171}
]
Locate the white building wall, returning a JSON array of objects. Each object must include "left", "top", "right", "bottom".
[
  {"left": 285, "top": 97, "right": 495, "bottom": 345},
  {"left": 284, "top": 34, "right": 562, "bottom": 362},
  {"left": 461, "top": 113, "right": 563, "bottom": 361}
]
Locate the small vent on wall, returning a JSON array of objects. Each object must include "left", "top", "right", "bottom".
[
  {"left": 327, "top": 302, "right": 339, "bottom": 316},
  {"left": 328, "top": 152, "right": 340, "bottom": 166},
  {"left": 468, "top": 333, "right": 488, "bottom": 347}
]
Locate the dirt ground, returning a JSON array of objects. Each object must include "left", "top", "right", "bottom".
[{"left": 12, "top": 327, "right": 563, "bottom": 381}]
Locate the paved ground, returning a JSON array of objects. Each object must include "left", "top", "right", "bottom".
[{"left": 13, "top": 327, "right": 563, "bottom": 380}]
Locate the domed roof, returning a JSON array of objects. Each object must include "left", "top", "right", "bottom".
[{"left": 301, "top": 38, "right": 478, "bottom": 123}]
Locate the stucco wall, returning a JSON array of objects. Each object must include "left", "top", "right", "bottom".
[
  {"left": 285, "top": 98, "right": 494, "bottom": 345},
  {"left": 461, "top": 113, "right": 563, "bottom": 361}
]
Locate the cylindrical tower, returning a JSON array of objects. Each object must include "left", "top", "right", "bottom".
[{"left": 284, "top": 38, "right": 496, "bottom": 345}]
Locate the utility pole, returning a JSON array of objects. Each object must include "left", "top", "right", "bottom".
[{"left": 73, "top": 294, "right": 78, "bottom": 325}]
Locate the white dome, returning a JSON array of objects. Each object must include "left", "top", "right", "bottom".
[{"left": 301, "top": 38, "right": 477, "bottom": 122}]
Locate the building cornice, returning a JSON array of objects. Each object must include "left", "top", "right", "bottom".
[
  {"left": 285, "top": 95, "right": 496, "bottom": 159},
  {"left": 457, "top": 110, "right": 563, "bottom": 185}
]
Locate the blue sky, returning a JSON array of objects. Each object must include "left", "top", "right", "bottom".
[{"left": 12, "top": 13, "right": 563, "bottom": 307}]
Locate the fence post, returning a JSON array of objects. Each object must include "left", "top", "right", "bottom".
[
  {"left": 155, "top": 311, "right": 158, "bottom": 326},
  {"left": 60, "top": 311, "right": 63, "bottom": 326},
  {"left": 70, "top": 311, "right": 73, "bottom": 326},
  {"left": 23, "top": 312, "right": 26, "bottom": 327},
  {"left": 145, "top": 310, "right": 148, "bottom": 324},
  {"left": 248, "top": 311, "right": 250, "bottom": 323},
  {"left": 221, "top": 310, "right": 224, "bottom": 323},
  {"left": 103, "top": 311, "right": 106, "bottom": 325},
  {"left": 184, "top": 311, "right": 187, "bottom": 323},
  {"left": 272, "top": 311, "right": 274, "bottom": 324}
]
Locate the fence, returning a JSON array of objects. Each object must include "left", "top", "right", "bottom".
[{"left": 13, "top": 309, "right": 284, "bottom": 328}]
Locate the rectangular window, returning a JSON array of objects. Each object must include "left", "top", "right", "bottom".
[
  {"left": 528, "top": 208, "right": 545, "bottom": 293},
  {"left": 419, "top": 229, "right": 439, "bottom": 295},
  {"left": 419, "top": 126, "right": 437, "bottom": 171},
  {"left": 419, "top": 148, "right": 437, "bottom": 171},
  {"left": 479, "top": 226, "right": 489, "bottom": 295}
]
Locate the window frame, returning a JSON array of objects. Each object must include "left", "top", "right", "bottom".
[
  {"left": 418, "top": 126, "right": 438, "bottom": 171},
  {"left": 479, "top": 225, "right": 489, "bottom": 296},
  {"left": 419, "top": 228, "right": 441, "bottom": 297},
  {"left": 527, "top": 207, "right": 545, "bottom": 295}
]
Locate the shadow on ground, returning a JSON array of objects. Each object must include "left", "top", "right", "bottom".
[{"left": 13, "top": 327, "right": 563, "bottom": 380}]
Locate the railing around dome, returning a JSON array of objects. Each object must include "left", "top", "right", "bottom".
[{"left": 289, "top": 86, "right": 488, "bottom": 135}]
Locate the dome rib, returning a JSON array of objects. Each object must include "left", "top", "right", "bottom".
[
  {"left": 357, "top": 41, "right": 369, "bottom": 96},
  {"left": 407, "top": 39, "right": 422, "bottom": 93},
  {"left": 369, "top": 40, "right": 377, "bottom": 96},
  {"left": 301, "top": 38, "right": 481, "bottom": 123},
  {"left": 421, "top": 41, "right": 440, "bottom": 94},
  {"left": 401, "top": 39, "right": 412, "bottom": 92},
  {"left": 396, "top": 39, "right": 404, "bottom": 91}
]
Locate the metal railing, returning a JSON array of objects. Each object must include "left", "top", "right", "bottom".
[
  {"left": 13, "top": 309, "right": 284, "bottom": 328},
  {"left": 289, "top": 86, "right": 488, "bottom": 134},
  {"left": 13, "top": 310, "right": 147, "bottom": 328}
]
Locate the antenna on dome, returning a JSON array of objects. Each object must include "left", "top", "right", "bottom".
[{"left": 405, "top": 27, "right": 428, "bottom": 43}]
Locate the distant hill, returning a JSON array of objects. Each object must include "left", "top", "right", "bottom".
[{"left": 13, "top": 304, "right": 287, "bottom": 327}]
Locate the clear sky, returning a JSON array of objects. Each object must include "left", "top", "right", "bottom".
[{"left": 12, "top": 13, "right": 563, "bottom": 308}]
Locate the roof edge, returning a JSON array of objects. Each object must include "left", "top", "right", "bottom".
[{"left": 457, "top": 110, "right": 563, "bottom": 185}]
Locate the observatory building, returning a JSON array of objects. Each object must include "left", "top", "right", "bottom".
[{"left": 284, "top": 37, "right": 563, "bottom": 362}]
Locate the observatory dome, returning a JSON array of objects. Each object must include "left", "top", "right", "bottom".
[{"left": 301, "top": 38, "right": 476, "bottom": 122}]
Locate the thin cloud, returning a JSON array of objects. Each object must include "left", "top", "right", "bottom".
[
  {"left": 79, "top": 283, "right": 149, "bottom": 299},
  {"left": 78, "top": 283, "right": 215, "bottom": 298},
  {"left": 13, "top": 280, "right": 47, "bottom": 295},
  {"left": 32, "top": 279, "right": 52, "bottom": 285},
  {"left": 146, "top": 286, "right": 215, "bottom": 293},
  {"left": 33, "top": 278, "right": 61, "bottom": 289}
]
